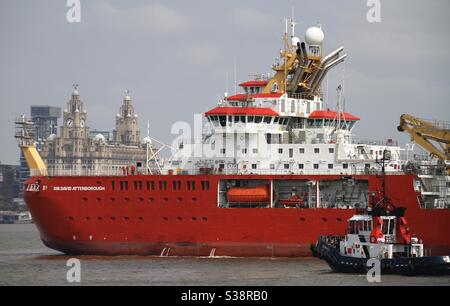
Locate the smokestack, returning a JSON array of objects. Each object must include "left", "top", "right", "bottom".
[
  {"left": 287, "top": 43, "right": 306, "bottom": 92},
  {"left": 308, "top": 46, "right": 344, "bottom": 90},
  {"left": 310, "top": 54, "right": 347, "bottom": 93}
]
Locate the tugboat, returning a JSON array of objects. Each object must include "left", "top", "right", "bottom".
[{"left": 311, "top": 152, "right": 450, "bottom": 275}]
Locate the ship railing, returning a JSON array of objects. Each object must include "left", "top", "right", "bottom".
[
  {"left": 159, "top": 168, "right": 408, "bottom": 176},
  {"left": 352, "top": 138, "right": 399, "bottom": 147},
  {"left": 28, "top": 166, "right": 409, "bottom": 177}
]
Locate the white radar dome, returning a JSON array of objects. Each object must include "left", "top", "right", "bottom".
[
  {"left": 305, "top": 26, "right": 324, "bottom": 45},
  {"left": 291, "top": 36, "right": 300, "bottom": 47}
]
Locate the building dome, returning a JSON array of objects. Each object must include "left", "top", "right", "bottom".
[
  {"left": 47, "top": 134, "right": 57, "bottom": 141},
  {"left": 305, "top": 26, "right": 324, "bottom": 45},
  {"left": 143, "top": 136, "right": 152, "bottom": 145},
  {"left": 93, "top": 134, "right": 106, "bottom": 142}
]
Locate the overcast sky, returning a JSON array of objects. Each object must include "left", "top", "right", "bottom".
[{"left": 1, "top": 0, "right": 449, "bottom": 164}]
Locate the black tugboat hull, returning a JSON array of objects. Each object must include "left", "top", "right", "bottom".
[{"left": 312, "top": 238, "right": 450, "bottom": 276}]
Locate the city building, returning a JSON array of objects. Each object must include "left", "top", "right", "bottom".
[
  {"left": 41, "top": 87, "right": 154, "bottom": 175},
  {"left": 30, "top": 106, "right": 62, "bottom": 150},
  {"left": 0, "top": 164, "right": 21, "bottom": 209}
]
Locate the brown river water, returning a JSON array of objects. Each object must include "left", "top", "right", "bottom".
[{"left": 0, "top": 224, "right": 449, "bottom": 286}]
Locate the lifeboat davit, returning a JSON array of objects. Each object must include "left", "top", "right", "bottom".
[{"left": 227, "top": 185, "right": 270, "bottom": 203}]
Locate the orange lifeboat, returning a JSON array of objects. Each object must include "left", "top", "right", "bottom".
[{"left": 227, "top": 185, "right": 270, "bottom": 203}]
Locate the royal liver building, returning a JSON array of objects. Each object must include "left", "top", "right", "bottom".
[{"left": 41, "top": 87, "right": 154, "bottom": 175}]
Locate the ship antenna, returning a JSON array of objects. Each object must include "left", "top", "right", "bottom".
[
  {"left": 234, "top": 56, "right": 237, "bottom": 95},
  {"left": 284, "top": 17, "right": 289, "bottom": 93}
]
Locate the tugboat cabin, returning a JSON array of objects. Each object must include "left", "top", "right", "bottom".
[{"left": 341, "top": 209, "right": 423, "bottom": 259}]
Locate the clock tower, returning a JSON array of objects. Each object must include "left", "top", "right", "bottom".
[{"left": 60, "top": 85, "right": 90, "bottom": 158}]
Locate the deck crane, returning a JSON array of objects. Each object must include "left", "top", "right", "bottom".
[{"left": 397, "top": 114, "right": 450, "bottom": 173}]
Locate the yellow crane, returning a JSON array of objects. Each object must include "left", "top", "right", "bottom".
[{"left": 397, "top": 114, "right": 450, "bottom": 173}]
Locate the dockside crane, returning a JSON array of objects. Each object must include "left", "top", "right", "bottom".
[{"left": 397, "top": 114, "right": 450, "bottom": 173}]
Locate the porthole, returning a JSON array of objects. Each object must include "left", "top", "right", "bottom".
[{"left": 299, "top": 217, "right": 306, "bottom": 222}]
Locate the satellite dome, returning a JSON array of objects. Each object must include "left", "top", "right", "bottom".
[
  {"left": 93, "top": 134, "right": 106, "bottom": 142},
  {"left": 305, "top": 26, "right": 324, "bottom": 45},
  {"left": 143, "top": 136, "right": 152, "bottom": 145},
  {"left": 291, "top": 36, "right": 300, "bottom": 47},
  {"left": 47, "top": 134, "right": 57, "bottom": 141},
  {"left": 124, "top": 95, "right": 131, "bottom": 101}
]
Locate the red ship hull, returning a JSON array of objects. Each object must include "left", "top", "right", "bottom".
[{"left": 24, "top": 174, "right": 450, "bottom": 257}]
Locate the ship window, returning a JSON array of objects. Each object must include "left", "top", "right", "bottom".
[
  {"left": 120, "top": 181, "right": 128, "bottom": 191},
  {"left": 299, "top": 148, "right": 305, "bottom": 154},
  {"left": 299, "top": 164, "right": 304, "bottom": 169},
  {"left": 343, "top": 163, "right": 348, "bottom": 169},
  {"left": 159, "top": 181, "right": 168, "bottom": 191},
  {"left": 274, "top": 117, "right": 279, "bottom": 123},
  {"left": 201, "top": 181, "right": 208, "bottom": 191},
  {"left": 234, "top": 116, "right": 240, "bottom": 123},
  {"left": 111, "top": 181, "right": 116, "bottom": 191},
  {"left": 252, "top": 164, "right": 257, "bottom": 169},
  {"left": 284, "top": 164, "right": 289, "bottom": 169},
  {"left": 135, "top": 181, "right": 142, "bottom": 190},
  {"left": 255, "top": 116, "right": 262, "bottom": 123},
  {"left": 219, "top": 116, "right": 227, "bottom": 127},
  {"left": 263, "top": 116, "right": 271, "bottom": 124},
  {"left": 329, "top": 148, "right": 334, "bottom": 154},
  {"left": 314, "top": 164, "right": 319, "bottom": 169},
  {"left": 314, "top": 148, "right": 320, "bottom": 154},
  {"left": 227, "top": 116, "right": 232, "bottom": 122},
  {"left": 240, "top": 116, "right": 246, "bottom": 123},
  {"left": 278, "top": 148, "right": 283, "bottom": 154},
  {"left": 289, "top": 148, "right": 293, "bottom": 158},
  {"left": 349, "top": 221, "right": 355, "bottom": 234},
  {"left": 328, "top": 164, "right": 333, "bottom": 169},
  {"left": 253, "top": 148, "right": 258, "bottom": 154},
  {"left": 248, "top": 116, "right": 254, "bottom": 122}
]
